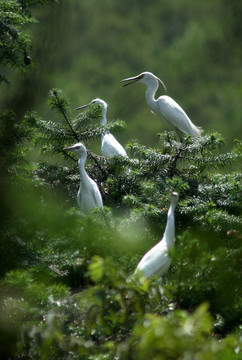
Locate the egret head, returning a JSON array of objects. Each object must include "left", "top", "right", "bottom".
[
  {"left": 91, "top": 98, "right": 107, "bottom": 108},
  {"left": 75, "top": 98, "right": 107, "bottom": 111},
  {"left": 64, "top": 142, "right": 87, "bottom": 157},
  {"left": 170, "top": 192, "right": 179, "bottom": 206},
  {"left": 121, "top": 72, "right": 167, "bottom": 92}
]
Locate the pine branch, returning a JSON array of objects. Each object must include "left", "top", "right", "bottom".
[{"left": 48, "top": 89, "right": 79, "bottom": 141}]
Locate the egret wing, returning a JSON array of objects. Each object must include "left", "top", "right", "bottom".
[
  {"left": 159, "top": 96, "right": 199, "bottom": 136},
  {"left": 136, "top": 242, "right": 170, "bottom": 278},
  {"left": 102, "top": 133, "right": 127, "bottom": 157},
  {"left": 77, "top": 186, "right": 82, "bottom": 209},
  {"left": 91, "top": 181, "right": 103, "bottom": 208}
]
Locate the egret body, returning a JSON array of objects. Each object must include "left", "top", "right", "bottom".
[
  {"left": 64, "top": 142, "right": 103, "bottom": 214},
  {"left": 121, "top": 72, "right": 202, "bottom": 140},
  {"left": 135, "top": 192, "right": 179, "bottom": 278},
  {"left": 76, "top": 99, "right": 127, "bottom": 157}
]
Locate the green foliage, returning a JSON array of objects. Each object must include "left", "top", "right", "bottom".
[
  {"left": 26, "top": 89, "right": 242, "bottom": 230},
  {"left": 0, "top": 110, "right": 37, "bottom": 276},
  {"left": 169, "top": 231, "right": 242, "bottom": 334},
  {"left": 0, "top": 0, "right": 57, "bottom": 83},
  {"left": 0, "top": 256, "right": 240, "bottom": 359},
  {"left": 0, "top": 2, "right": 242, "bottom": 358},
  {"left": 27, "top": 88, "right": 126, "bottom": 156},
  {"left": 0, "top": 83, "right": 241, "bottom": 358},
  {"left": 130, "top": 305, "right": 219, "bottom": 360},
  {"left": 1, "top": 0, "right": 242, "bottom": 146}
]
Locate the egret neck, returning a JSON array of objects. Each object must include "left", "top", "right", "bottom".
[
  {"left": 163, "top": 200, "right": 176, "bottom": 249},
  {"left": 99, "top": 103, "right": 107, "bottom": 126},
  {"left": 144, "top": 78, "right": 160, "bottom": 115},
  {"left": 78, "top": 154, "right": 90, "bottom": 186}
]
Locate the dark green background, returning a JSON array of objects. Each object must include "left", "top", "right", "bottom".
[{"left": 1, "top": 0, "right": 241, "bottom": 151}]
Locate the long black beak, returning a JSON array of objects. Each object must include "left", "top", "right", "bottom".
[
  {"left": 75, "top": 103, "right": 90, "bottom": 110},
  {"left": 120, "top": 74, "right": 142, "bottom": 87},
  {"left": 63, "top": 145, "right": 75, "bottom": 151}
]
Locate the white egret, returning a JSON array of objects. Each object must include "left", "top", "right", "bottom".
[
  {"left": 135, "top": 192, "right": 179, "bottom": 278},
  {"left": 64, "top": 142, "right": 103, "bottom": 214},
  {"left": 76, "top": 98, "right": 127, "bottom": 157},
  {"left": 121, "top": 72, "right": 202, "bottom": 140}
]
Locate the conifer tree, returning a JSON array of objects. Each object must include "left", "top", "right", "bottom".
[
  {"left": 0, "top": 0, "right": 57, "bottom": 83},
  {"left": 0, "top": 85, "right": 241, "bottom": 359},
  {"left": 28, "top": 88, "right": 241, "bottom": 233},
  {"left": 1, "top": 2, "right": 241, "bottom": 359}
]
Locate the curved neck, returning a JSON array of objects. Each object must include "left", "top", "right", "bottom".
[
  {"left": 144, "top": 81, "right": 159, "bottom": 113},
  {"left": 100, "top": 107, "right": 107, "bottom": 126},
  {"left": 78, "top": 156, "right": 89, "bottom": 183},
  {"left": 163, "top": 202, "right": 176, "bottom": 248}
]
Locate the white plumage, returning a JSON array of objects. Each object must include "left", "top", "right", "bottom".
[
  {"left": 64, "top": 142, "right": 103, "bottom": 214},
  {"left": 135, "top": 192, "right": 179, "bottom": 278},
  {"left": 121, "top": 71, "right": 202, "bottom": 140},
  {"left": 76, "top": 98, "right": 127, "bottom": 157}
]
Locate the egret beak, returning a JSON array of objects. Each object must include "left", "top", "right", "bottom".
[
  {"left": 75, "top": 103, "right": 91, "bottom": 110},
  {"left": 64, "top": 145, "right": 76, "bottom": 151},
  {"left": 121, "top": 74, "right": 143, "bottom": 87}
]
